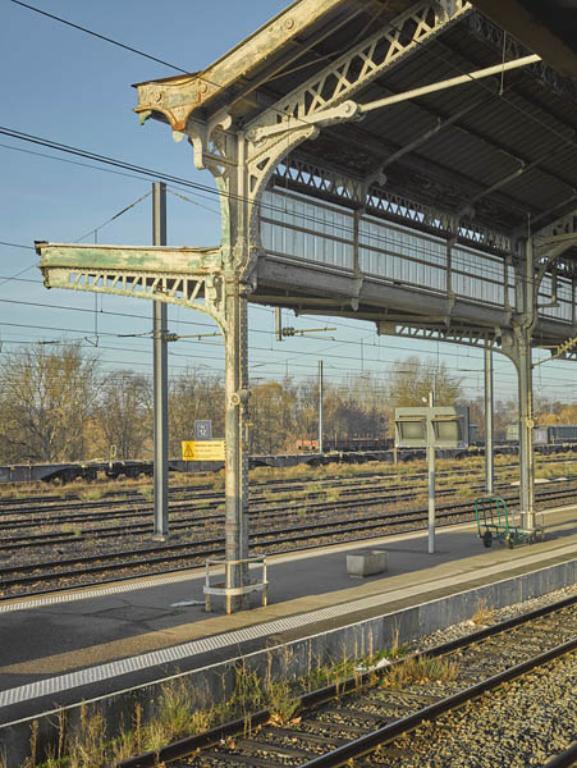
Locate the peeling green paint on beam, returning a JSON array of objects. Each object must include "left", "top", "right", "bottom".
[{"left": 36, "top": 244, "right": 223, "bottom": 273}]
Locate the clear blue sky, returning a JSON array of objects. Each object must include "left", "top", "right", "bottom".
[{"left": 1, "top": 0, "right": 575, "bottom": 403}]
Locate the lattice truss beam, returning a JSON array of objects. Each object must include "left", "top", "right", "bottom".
[
  {"left": 272, "top": 157, "right": 511, "bottom": 253},
  {"left": 35, "top": 242, "right": 226, "bottom": 328},
  {"left": 378, "top": 322, "right": 495, "bottom": 348},
  {"left": 246, "top": 0, "right": 472, "bottom": 143}
]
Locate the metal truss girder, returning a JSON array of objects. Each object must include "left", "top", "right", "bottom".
[
  {"left": 379, "top": 323, "right": 494, "bottom": 348},
  {"left": 272, "top": 157, "right": 511, "bottom": 253},
  {"left": 35, "top": 242, "right": 225, "bottom": 328},
  {"left": 465, "top": 12, "right": 577, "bottom": 105},
  {"left": 246, "top": 0, "right": 472, "bottom": 139},
  {"left": 534, "top": 210, "right": 577, "bottom": 277}
]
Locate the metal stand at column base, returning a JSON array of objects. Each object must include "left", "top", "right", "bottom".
[
  {"left": 204, "top": 555, "right": 268, "bottom": 614},
  {"left": 151, "top": 534, "right": 168, "bottom": 542},
  {"left": 518, "top": 513, "right": 546, "bottom": 544}
]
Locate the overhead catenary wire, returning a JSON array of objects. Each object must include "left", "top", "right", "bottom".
[
  {"left": 4, "top": 3, "right": 576, "bottom": 396},
  {"left": 7, "top": 0, "right": 577, "bottom": 249},
  {"left": 0, "top": 248, "right": 567, "bottom": 378},
  {"left": 74, "top": 190, "right": 152, "bottom": 243},
  {"left": 0, "top": 132, "right": 559, "bottom": 293},
  {"left": 0, "top": 311, "right": 573, "bottom": 386},
  {"left": 8, "top": 0, "right": 189, "bottom": 74},
  {"left": 0, "top": 246, "right": 569, "bottom": 383}
]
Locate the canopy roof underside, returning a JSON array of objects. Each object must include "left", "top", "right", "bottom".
[{"left": 135, "top": 0, "right": 577, "bottom": 265}]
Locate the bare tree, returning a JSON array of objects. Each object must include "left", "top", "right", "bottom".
[
  {"left": 387, "top": 356, "right": 462, "bottom": 408},
  {"left": 97, "top": 371, "right": 152, "bottom": 459},
  {"left": 168, "top": 369, "right": 225, "bottom": 455},
  {"left": 250, "top": 380, "right": 296, "bottom": 454},
  {"left": 0, "top": 343, "right": 98, "bottom": 463}
]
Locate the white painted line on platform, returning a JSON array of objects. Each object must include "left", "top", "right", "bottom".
[
  {"left": 1, "top": 539, "right": 577, "bottom": 709},
  {"left": 0, "top": 571, "right": 202, "bottom": 615}
]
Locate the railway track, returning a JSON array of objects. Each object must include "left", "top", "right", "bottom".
[
  {"left": 0, "top": 476, "right": 510, "bottom": 546},
  {"left": 114, "top": 592, "right": 577, "bottom": 768},
  {"left": 1, "top": 453, "right": 575, "bottom": 519},
  {"left": 2, "top": 459, "right": 576, "bottom": 547},
  {"left": 0, "top": 483, "right": 575, "bottom": 596}
]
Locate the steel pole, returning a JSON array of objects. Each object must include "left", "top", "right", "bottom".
[
  {"left": 484, "top": 342, "right": 494, "bottom": 495},
  {"left": 152, "top": 182, "right": 169, "bottom": 539},
  {"left": 318, "top": 360, "right": 324, "bottom": 454},
  {"left": 427, "top": 422, "right": 436, "bottom": 555}
]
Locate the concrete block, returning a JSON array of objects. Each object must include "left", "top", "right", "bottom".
[{"left": 347, "top": 549, "right": 388, "bottom": 577}]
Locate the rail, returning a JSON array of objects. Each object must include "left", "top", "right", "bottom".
[{"left": 114, "top": 590, "right": 577, "bottom": 768}]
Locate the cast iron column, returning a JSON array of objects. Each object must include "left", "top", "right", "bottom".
[
  {"left": 515, "top": 236, "right": 536, "bottom": 531},
  {"left": 517, "top": 328, "right": 535, "bottom": 530},
  {"left": 224, "top": 279, "right": 250, "bottom": 610}
]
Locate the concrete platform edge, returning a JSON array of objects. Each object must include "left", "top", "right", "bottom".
[{"left": 2, "top": 555, "right": 577, "bottom": 767}]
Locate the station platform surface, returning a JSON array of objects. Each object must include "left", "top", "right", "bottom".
[{"left": 1, "top": 503, "right": 577, "bottom": 724}]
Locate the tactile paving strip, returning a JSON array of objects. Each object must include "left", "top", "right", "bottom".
[
  {"left": 0, "top": 571, "right": 200, "bottom": 615},
  {"left": 2, "top": 542, "right": 577, "bottom": 709}
]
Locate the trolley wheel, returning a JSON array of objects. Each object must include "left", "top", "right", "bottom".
[{"left": 482, "top": 530, "right": 493, "bottom": 548}]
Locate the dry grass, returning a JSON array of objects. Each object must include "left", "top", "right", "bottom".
[
  {"left": 77, "top": 487, "right": 105, "bottom": 502},
  {"left": 6, "top": 445, "right": 575, "bottom": 506},
  {"left": 471, "top": 598, "right": 496, "bottom": 626},
  {"left": 382, "top": 654, "right": 458, "bottom": 689},
  {"left": 8, "top": 634, "right": 463, "bottom": 768}
]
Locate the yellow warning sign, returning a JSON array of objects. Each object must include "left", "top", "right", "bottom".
[{"left": 181, "top": 440, "right": 225, "bottom": 461}]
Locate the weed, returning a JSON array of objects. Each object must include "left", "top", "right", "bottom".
[
  {"left": 77, "top": 488, "right": 104, "bottom": 502},
  {"left": 67, "top": 706, "right": 107, "bottom": 768},
  {"left": 231, "top": 665, "right": 266, "bottom": 714},
  {"left": 471, "top": 598, "right": 495, "bottom": 626},
  {"left": 159, "top": 680, "right": 194, "bottom": 735},
  {"left": 139, "top": 486, "right": 154, "bottom": 502},
  {"left": 60, "top": 523, "right": 81, "bottom": 536},
  {"left": 382, "top": 654, "right": 458, "bottom": 689},
  {"left": 267, "top": 680, "right": 299, "bottom": 725}
]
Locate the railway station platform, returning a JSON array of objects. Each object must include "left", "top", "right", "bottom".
[{"left": 1, "top": 503, "right": 577, "bottom": 730}]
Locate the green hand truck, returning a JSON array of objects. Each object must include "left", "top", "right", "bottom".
[{"left": 474, "top": 496, "right": 543, "bottom": 549}]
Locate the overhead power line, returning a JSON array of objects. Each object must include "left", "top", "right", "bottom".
[
  {"left": 8, "top": 0, "right": 188, "bottom": 73},
  {"left": 0, "top": 240, "right": 34, "bottom": 250},
  {"left": 11, "top": 0, "right": 577, "bottom": 179},
  {"left": 74, "top": 190, "right": 151, "bottom": 243}
]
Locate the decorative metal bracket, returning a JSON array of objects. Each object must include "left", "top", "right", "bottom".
[
  {"left": 35, "top": 242, "right": 226, "bottom": 330},
  {"left": 247, "top": 100, "right": 360, "bottom": 144}
]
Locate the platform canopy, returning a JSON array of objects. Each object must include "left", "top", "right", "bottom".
[
  {"left": 134, "top": 0, "right": 577, "bottom": 246},
  {"left": 129, "top": 0, "right": 577, "bottom": 355}
]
